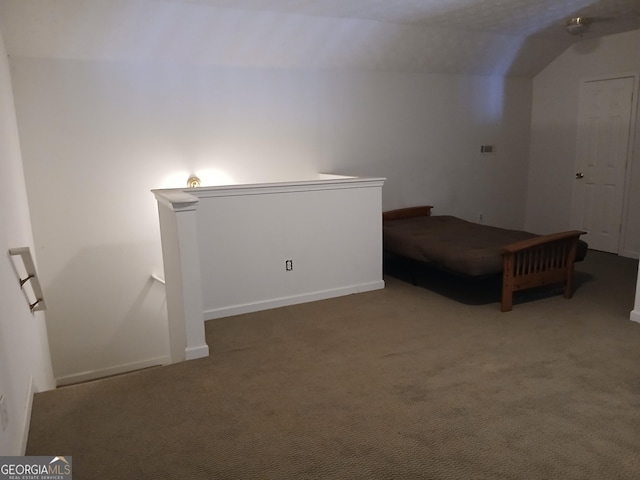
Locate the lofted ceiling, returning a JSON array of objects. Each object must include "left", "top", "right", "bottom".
[
  {"left": 174, "top": 0, "right": 640, "bottom": 39},
  {"left": 1, "top": 0, "right": 639, "bottom": 76}
]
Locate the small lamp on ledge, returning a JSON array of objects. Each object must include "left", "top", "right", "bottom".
[{"left": 187, "top": 176, "right": 201, "bottom": 188}]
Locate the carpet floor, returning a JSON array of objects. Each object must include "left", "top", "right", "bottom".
[{"left": 26, "top": 251, "right": 640, "bottom": 479}]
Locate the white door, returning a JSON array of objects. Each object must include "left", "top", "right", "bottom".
[{"left": 571, "top": 76, "right": 635, "bottom": 253}]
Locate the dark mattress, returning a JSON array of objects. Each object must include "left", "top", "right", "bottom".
[{"left": 383, "top": 215, "right": 588, "bottom": 277}]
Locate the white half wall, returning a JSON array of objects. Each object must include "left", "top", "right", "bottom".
[
  {"left": 154, "top": 176, "right": 385, "bottom": 359},
  {"left": 0, "top": 28, "right": 54, "bottom": 455},
  {"left": 195, "top": 177, "right": 386, "bottom": 319}
]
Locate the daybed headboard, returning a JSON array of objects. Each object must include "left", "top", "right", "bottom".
[{"left": 382, "top": 206, "right": 433, "bottom": 221}]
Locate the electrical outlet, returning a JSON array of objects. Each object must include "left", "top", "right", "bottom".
[
  {"left": 480, "top": 145, "right": 495, "bottom": 154},
  {"left": 478, "top": 213, "right": 484, "bottom": 223},
  {"left": 0, "top": 395, "right": 8, "bottom": 431},
  {"left": 285, "top": 260, "right": 293, "bottom": 271}
]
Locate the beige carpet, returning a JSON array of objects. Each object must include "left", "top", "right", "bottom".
[{"left": 27, "top": 251, "right": 640, "bottom": 479}]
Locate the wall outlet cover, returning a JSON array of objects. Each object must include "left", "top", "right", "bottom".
[{"left": 480, "top": 145, "right": 495, "bottom": 154}]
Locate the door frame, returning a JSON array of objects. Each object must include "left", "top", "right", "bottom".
[{"left": 573, "top": 72, "right": 639, "bottom": 258}]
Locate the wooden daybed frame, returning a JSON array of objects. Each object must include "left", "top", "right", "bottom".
[{"left": 383, "top": 206, "right": 587, "bottom": 312}]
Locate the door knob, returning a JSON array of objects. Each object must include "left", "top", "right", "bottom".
[{"left": 575, "top": 172, "right": 584, "bottom": 179}]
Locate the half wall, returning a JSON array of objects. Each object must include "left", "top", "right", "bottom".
[{"left": 153, "top": 174, "right": 386, "bottom": 361}]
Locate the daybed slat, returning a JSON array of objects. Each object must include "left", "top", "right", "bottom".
[{"left": 501, "top": 230, "right": 585, "bottom": 312}]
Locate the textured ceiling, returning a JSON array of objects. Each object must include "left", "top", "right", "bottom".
[
  {"left": 175, "top": 0, "right": 640, "bottom": 38},
  {"left": 1, "top": 0, "right": 639, "bottom": 77}
]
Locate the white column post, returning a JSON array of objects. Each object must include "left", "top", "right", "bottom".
[{"left": 154, "top": 191, "right": 209, "bottom": 363}]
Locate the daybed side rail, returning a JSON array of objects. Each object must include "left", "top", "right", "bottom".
[
  {"left": 382, "top": 206, "right": 433, "bottom": 221},
  {"left": 501, "top": 230, "right": 585, "bottom": 312}
]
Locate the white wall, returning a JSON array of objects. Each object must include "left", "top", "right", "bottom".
[
  {"left": 9, "top": 58, "right": 533, "bottom": 383},
  {"left": 0, "top": 29, "right": 55, "bottom": 454},
  {"left": 10, "top": 59, "right": 175, "bottom": 385},
  {"left": 3, "top": 0, "right": 536, "bottom": 383},
  {"left": 527, "top": 30, "right": 640, "bottom": 257},
  {"left": 318, "top": 72, "right": 533, "bottom": 226},
  {"left": 10, "top": 56, "right": 534, "bottom": 382}
]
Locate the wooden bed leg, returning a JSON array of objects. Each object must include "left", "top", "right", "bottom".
[
  {"left": 502, "top": 254, "right": 515, "bottom": 312},
  {"left": 564, "top": 268, "right": 575, "bottom": 298},
  {"left": 563, "top": 242, "right": 579, "bottom": 299},
  {"left": 501, "top": 288, "right": 514, "bottom": 312}
]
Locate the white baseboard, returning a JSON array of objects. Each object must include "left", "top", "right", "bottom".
[
  {"left": 20, "top": 376, "right": 36, "bottom": 455},
  {"left": 619, "top": 248, "right": 639, "bottom": 259},
  {"left": 631, "top": 309, "right": 640, "bottom": 324},
  {"left": 55, "top": 355, "right": 170, "bottom": 387},
  {"left": 203, "top": 280, "right": 385, "bottom": 320},
  {"left": 185, "top": 344, "right": 209, "bottom": 360}
]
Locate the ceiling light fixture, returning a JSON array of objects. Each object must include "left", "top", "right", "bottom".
[{"left": 566, "top": 17, "right": 589, "bottom": 35}]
